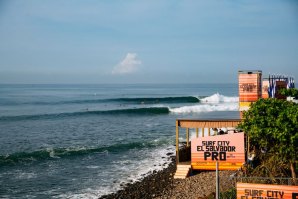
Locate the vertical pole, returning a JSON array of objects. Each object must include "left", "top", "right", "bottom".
[
  {"left": 176, "top": 120, "right": 179, "bottom": 164},
  {"left": 202, "top": 128, "right": 204, "bottom": 137},
  {"left": 196, "top": 128, "right": 198, "bottom": 138},
  {"left": 216, "top": 161, "right": 220, "bottom": 199},
  {"left": 208, "top": 128, "right": 210, "bottom": 136},
  {"left": 247, "top": 136, "right": 250, "bottom": 158},
  {"left": 186, "top": 128, "right": 189, "bottom": 147}
]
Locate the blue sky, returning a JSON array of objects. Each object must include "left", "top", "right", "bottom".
[{"left": 0, "top": 0, "right": 297, "bottom": 84}]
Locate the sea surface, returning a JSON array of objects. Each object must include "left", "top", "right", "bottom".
[{"left": 0, "top": 84, "right": 240, "bottom": 198}]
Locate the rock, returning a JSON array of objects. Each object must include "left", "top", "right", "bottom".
[{"left": 98, "top": 159, "right": 235, "bottom": 199}]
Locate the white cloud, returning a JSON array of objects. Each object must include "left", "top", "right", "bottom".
[{"left": 112, "top": 53, "right": 141, "bottom": 75}]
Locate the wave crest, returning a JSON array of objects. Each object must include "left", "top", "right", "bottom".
[
  {"left": 113, "top": 96, "right": 199, "bottom": 104},
  {"left": 200, "top": 93, "right": 238, "bottom": 103},
  {"left": 2, "top": 96, "right": 199, "bottom": 106},
  {"left": 0, "top": 107, "right": 170, "bottom": 121},
  {"left": 0, "top": 140, "right": 169, "bottom": 167}
]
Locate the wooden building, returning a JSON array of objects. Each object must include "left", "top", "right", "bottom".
[{"left": 174, "top": 119, "right": 246, "bottom": 179}]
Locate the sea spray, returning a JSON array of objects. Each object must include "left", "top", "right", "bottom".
[
  {"left": 169, "top": 103, "right": 239, "bottom": 113},
  {"left": 200, "top": 93, "right": 238, "bottom": 103}
]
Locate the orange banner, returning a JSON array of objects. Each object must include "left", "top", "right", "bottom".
[
  {"left": 237, "top": 183, "right": 298, "bottom": 199},
  {"left": 191, "top": 133, "right": 245, "bottom": 170},
  {"left": 238, "top": 72, "right": 262, "bottom": 103},
  {"left": 262, "top": 80, "right": 269, "bottom": 99}
]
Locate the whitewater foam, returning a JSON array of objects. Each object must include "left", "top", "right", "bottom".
[
  {"left": 101, "top": 146, "right": 174, "bottom": 198},
  {"left": 54, "top": 146, "right": 175, "bottom": 199},
  {"left": 86, "top": 166, "right": 100, "bottom": 169},
  {"left": 47, "top": 149, "right": 61, "bottom": 159},
  {"left": 200, "top": 93, "right": 238, "bottom": 103},
  {"left": 16, "top": 171, "right": 37, "bottom": 180},
  {"left": 169, "top": 103, "right": 238, "bottom": 113}
]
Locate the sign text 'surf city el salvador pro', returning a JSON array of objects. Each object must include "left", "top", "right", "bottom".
[
  {"left": 191, "top": 133, "right": 245, "bottom": 170},
  {"left": 237, "top": 183, "right": 298, "bottom": 199}
]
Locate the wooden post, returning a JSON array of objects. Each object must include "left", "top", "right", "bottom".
[
  {"left": 208, "top": 128, "right": 210, "bottom": 136},
  {"left": 202, "top": 128, "right": 204, "bottom": 137},
  {"left": 186, "top": 128, "right": 189, "bottom": 147},
  {"left": 176, "top": 120, "right": 179, "bottom": 164},
  {"left": 216, "top": 161, "right": 220, "bottom": 199},
  {"left": 247, "top": 136, "right": 250, "bottom": 157},
  {"left": 196, "top": 128, "right": 198, "bottom": 138}
]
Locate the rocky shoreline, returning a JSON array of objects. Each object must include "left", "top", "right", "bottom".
[{"left": 99, "top": 157, "right": 237, "bottom": 199}]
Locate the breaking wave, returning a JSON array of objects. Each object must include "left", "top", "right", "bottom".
[
  {"left": 0, "top": 140, "right": 170, "bottom": 166},
  {"left": 1, "top": 96, "right": 199, "bottom": 106},
  {"left": 0, "top": 94, "right": 239, "bottom": 121},
  {"left": 200, "top": 93, "right": 238, "bottom": 103},
  {"left": 0, "top": 107, "right": 170, "bottom": 121},
  {"left": 169, "top": 103, "right": 239, "bottom": 113}
]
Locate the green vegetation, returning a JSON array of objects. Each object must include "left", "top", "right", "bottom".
[
  {"left": 279, "top": 88, "right": 298, "bottom": 98},
  {"left": 220, "top": 188, "right": 236, "bottom": 199},
  {"left": 207, "top": 188, "right": 236, "bottom": 199},
  {"left": 239, "top": 98, "right": 298, "bottom": 183}
]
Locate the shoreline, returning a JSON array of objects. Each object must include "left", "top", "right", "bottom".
[
  {"left": 99, "top": 157, "right": 236, "bottom": 199},
  {"left": 99, "top": 157, "right": 177, "bottom": 199}
]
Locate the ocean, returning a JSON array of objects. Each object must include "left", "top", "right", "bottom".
[{"left": 0, "top": 84, "right": 240, "bottom": 198}]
